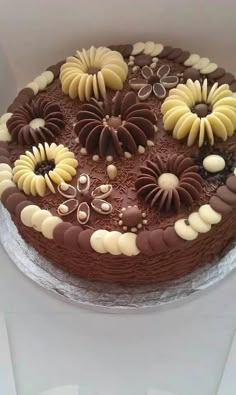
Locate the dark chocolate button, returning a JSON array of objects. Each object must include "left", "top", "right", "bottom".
[
  {"left": 230, "top": 81, "right": 236, "bottom": 92},
  {"left": 0, "top": 147, "right": 9, "bottom": 157},
  {"left": 18, "top": 87, "right": 34, "bottom": 100},
  {"left": 0, "top": 156, "right": 11, "bottom": 165},
  {"left": 183, "top": 67, "right": 201, "bottom": 82},
  {"left": 134, "top": 54, "right": 152, "bottom": 67},
  {"left": 209, "top": 196, "right": 232, "bottom": 214},
  {"left": 53, "top": 222, "right": 72, "bottom": 245},
  {"left": 207, "top": 67, "right": 225, "bottom": 80},
  {"left": 163, "top": 226, "right": 186, "bottom": 249},
  {"left": 226, "top": 176, "right": 236, "bottom": 193},
  {"left": 15, "top": 200, "right": 32, "bottom": 218},
  {"left": 122, "top": 44, "right": 133, "bottom": 58},
  {"left": 175, "top": 51, "right": 190, "bottom": 64},
  {"left": 149, "top": 229, "right": 168, "bottom": 252},
  {"left": 136, "top": 230, "right": 154, "bottom": 255},
  {"left": 218, "top": 72, "right": 235, "bottom": 85},
  {"left": 167, "top": 48, "right": 183, "bottom": 60},
  {"left": 1, "top": 187, "right": 19, "bottom": 206},
  {"left": 5, "top": 192, "right": 27, "bottom": 214},
  {"left": 158, "top": 46, "right": 173, "bottom": 58},
  {"left": 64, "top": 226, "right": 81, "bottom": 250},
  {"left": 216, "top": 186, "right": 236, "bottom": 205},
  {"left": 78, "top": 229, "right": 94, "bottom": 252}
]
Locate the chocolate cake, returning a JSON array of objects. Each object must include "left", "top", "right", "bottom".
[{"left": 1, "top": 41, "right": 236, "bottom": 285}]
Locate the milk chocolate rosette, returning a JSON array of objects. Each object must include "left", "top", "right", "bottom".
[
  {"left": 135, "top": 155, "right": 203, "bottom": 211},
  {"left": 7, "top": 98, "right": 65, "bottom": 145},
  {"left": 74, "top": 92, "right": 157, "bottom": 159}
]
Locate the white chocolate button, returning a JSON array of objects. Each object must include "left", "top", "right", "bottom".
[
  {"left": 26, "top": 82, "right": 39, "bottom": 95},
  {"left": 41, "top": 70, "right": 54, "bottom": 84},
  {"left": 199, "top": 204, "right": 222, "bottom": 225},
  {"left": 29, "top": 118, "right": 45, "bottom": 129},
  {"left": 0, "top": 179, "right": 15, "bottom": 197},
  {"left": 107, "top": 164, "right": 117, "bottom": 180},
  {"left": 34, "top": 75, "right": 47, "bottom": 91},
  {"left": 158, "top": 173, "right": 179, "bottom": 190},
  {"left": 90, "top": 229, "right": 109, "bottom": 253},
  {"left": 0, "top": 126, "right": 11, "bottom": 142},
  {"left": 31, "top": 209, "right": 52, "bottom": 232},
  {"left": 103, "top": 231, "right": 122, "bottom": 255},
  {"left": 144, "top": 41, "right": 155, "bottom": 55},
  {"left": 41, "top": 216, "right": 62, "bottom": 239},
  {"left": 20, "top": 205, "right": 41, "bottom": 227},
  {"left": 203, "top": 155, "right": 225, "bottom": 173},
  {"left": 0, "top": 171, "right": 13, "bottom": 182},
  {"left": 118, "top": 232, "right": 140, "bottom": 256},
  {"left": 184, "top": 54, "right": 200, "bottom": 67},
  {"left": 0, "top": 112, "right": 12, "bottom": 124},
  {"left": 200, "top": 63, "right": 218, "bottom": 74},
  {"left": 174, "top": 219, "right": 198, "bottom": 241},
  {"left": 193, "top": 57, "right": 210, "bottom": 70},
  {"left": 0, "top": 164, "right": 12, "bottom": 172},
  {"left": 188, "top": 212, "right": 211, "bottom": 233},
  {"left": 150, "top": 43, "right": 164, "bottom": 57},
  {"left": 132, "top": 42, "right": 145, "bottom": 55}
]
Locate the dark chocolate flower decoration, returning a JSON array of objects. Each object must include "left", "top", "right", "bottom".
[
  {"left": 129, "top": 65, "right": 179, "bottom": 100},
  {"left": 74, "top": 91, "right": 157, "bottom": 160},
  {"left": 57, "top": 175, "right": 113, "bottom": 225},
  {"left": 7, "top": 98, "right": 65, "bottom": 145},
  {"left": 135, "top": 155, "right": 203, "bottom": 212}
]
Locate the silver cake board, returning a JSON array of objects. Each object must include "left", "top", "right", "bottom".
[{"left": 1, "top": 203, "right": 236, "bottom": 313}]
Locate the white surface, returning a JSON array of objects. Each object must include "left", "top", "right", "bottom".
[
  {"left": 1, "top": 0, "right": 236, "bottom": 394},
  {"left": 217, "top": 331, "right": 236, "bottom": 395},
  {"left": 0, "top": 314, "right": 17, "bottom": 395}
]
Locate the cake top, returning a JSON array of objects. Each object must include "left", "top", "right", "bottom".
[{"left": 1, "top": 40, "right": 236, "bottom": 257}]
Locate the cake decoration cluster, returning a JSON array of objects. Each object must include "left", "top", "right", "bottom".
[
  {"left": 60, "top": 46, "right": 128, "bottom": 101},
  {"left": 118, "top": 205, "right": 147, "bottom": 232}
]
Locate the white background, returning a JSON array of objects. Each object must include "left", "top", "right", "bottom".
[{"left": 0, "top": 0, "right": 236, "bottom": 394}]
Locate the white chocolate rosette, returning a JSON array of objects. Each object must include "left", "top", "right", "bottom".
[
  {"left": 60, "top": 46, "right": 128, "bottom": 101},
  {"left": 161, "top": 79, "right": 236, "bottom": 146},
  {"left": 13, "top": 142, "right": 78, "bottom": 197}
]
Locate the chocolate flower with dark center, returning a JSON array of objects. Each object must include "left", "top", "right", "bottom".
[
  {"left": 135, "top": 155, "right": 203, "bottom": 211},
  {"left": 74, "top": 91, "right": 157, "bottom": 160},
  {"left": 7, "top": 98, "right": 65, "bottom": 145},
  {"left": 129, "top": 65, "right": 179, "bottom": 101}
]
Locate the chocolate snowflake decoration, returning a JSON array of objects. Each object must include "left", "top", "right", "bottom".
[
  {"left": 74, "top": 91, "right": 157, "bottom": 160},
  {"left": 57, "top": 174, "right": 113, "bottom": 225},
  {"left": 129, "top": 65, "right": 179, "bottom": 101},
  {"left": 118, "top": 205, "right": 147, "bottom": 233},
  {"left": 7, "top": 98, "right": 65, "bottom": 145},
  {"left": 135, "top": 155, "right": 203, "bottom": 212}
]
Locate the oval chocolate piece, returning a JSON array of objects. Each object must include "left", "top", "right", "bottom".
[
  {"left": 77, "top": 173, "right": 90, "bottom": 193},
  {"left": 77, "top": 201, "right": 90, "bottom": 224},
  {"left": 91, "top": 184, "right": 113, "bottom": 199},
  {"left": 58, "top": 182, "right": 77, "bottom": 198},
  {"left": 91, "top": 199, "right": 113, "bottom": 215},
  {"left": 57, "top": 198, "right": 78, "bottom": 216}
]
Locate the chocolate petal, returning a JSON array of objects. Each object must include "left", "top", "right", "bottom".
[
  {"left": 160, "top": 75, "right": 179, "bottom": 89},
  {"left": 157, "top": 65, "right": 170, "bottom": 78},
  {"left": 126, "top": 109, "right": 156, "bottom": 124},
  {"left": 99, "top": 126, "right": 111, "bottom": 157},
  {"left": 138, "top": 84, "right": 152, "bottom": 101},
  {"left": 150, "top": 188, "right": 163, "bottom": 207},
  {"left": 57, "top": 198, "right": 78, "bottom": 216},
  {"left": 177, "top": 186, "right": 193, "bottom": 206},
  {"left": 120, "top": 92, "right": 137, "bottom": 117},
  {"left": 85, "top": 125, "right": 103, "bottom": 154},
  {"left": 141, "top": 65, "right": 153, "bottom": 80},
  {"left": 77, "top": 110, "right": 102, "bottom": 122},
  {"left": 165, "top": 190, "right": 173, "bottom": 212},
  {"left": 103, "top": 97, "right": 112, "bottom": 116},
  {"left": 113, "top": 92, "right": 123, "bottom": 116},
  {"left": 81, "top": 103, "right": 105, "bottom": 118},
  {"left": 147, "top": 159, "right": 163, "bottom": 175},
  {"left": 125, "top": 122, "right": 147, "bottom": 146},
  {"left": 77, "top": 173, "right": 90, "bottom": 193},
  {"left": 172, "top": 189, "right": 181, "bottom": 211},
  {"left": 46, "top": 117, "right": 65, "bottom": 129},
  {"left": 181, "top": 171, "right": 202, "bottom": 184},
  {"left": 140, "top": 165, "right": 157, "bottom": 178},
  {"left": 117, "top": 126, "right": 137, "bottom": 154},
  {"left": 180, "top": 182, "right": 200, "bottom": 200},
  {"left": 180, "top": 177, "right": 202, "bottom": 192},
  {"left": 22, "top": 125, "right": 33, "bottom": 144},
  {"left": 123, "top": 102, "right": 151, "bottom": 118},
  {"left": 129, "top": 78, "right": 147, "bottom": 91},
  {"left": 74, "top": 120, "right": 100, "bottom": 143},
  {"left": 91, "top": 199, "right": 113, "bottom": 215},
  {"left": 157, "top": 190, "right": 169, "bottom": 210},
  {"left": 92, "top": 184, "right": 113, "bottom": 199},
  {"left": 128, "top": 117, "right": 155, "bottom": 138},
  {"left": 45, "top": 111, "right": 64, "bottom": 122},
  {"left": 167, "top": 154, "right": 178, "bottom": 173},
  {"left": 110, "top": 128, "right": 124, "bottom": 156},
  {"left": 176, "top": 157, "right": 194, "bottom": 175},
  {"left": 135, "top": 176, "right": 156, "bottom": 189},
  {"left": 77, "top": 202, "right": 90, "bottom": 225},
  {"left": 58, "top": 183, "right": 77, "bottom": 198},
  {"left": 153, "top": 83, "right": 166, "bottom": 99},
  {"left": 146, "top": 187, "right": 161, "bottom": 206},
  {"left": 30, "top": 128, "right": 40, "bottom": 144},
  {"left": 136, "top": 183, "right": 157, "bottom": 199},
  {"left": 44, "top": 103, "right": 61, "bottom": 114},
  {"left": 183, "top": 165, "right": 199, "bottom": 174},
  {"left": 44, "top": 122, "right": 61, "bottom": 135}
]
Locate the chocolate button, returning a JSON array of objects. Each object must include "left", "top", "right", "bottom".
[
  {"left": 175, "top": 51, "right": 190, "bottom": 64},
  {"left": 216, "top": 186, "right": 236, "bottom": 205},
  {"left": 167, "top": 48, "right": 183, "bottom": 60},
  {"left": 226, "top": 176, "right": 236, "bottom": 193},
  {"left": 207, "top": 67, "right": 225, "bottom": 80},
  {"left": 78, "top": 229, "right": 94, "bottom": 252},
  {"left": 122, "top": 44, "right": 133, "bottom": 58},
  {"left": 18, "top": 87, "right": 35, "bottom": 100},
  {"left": 53, "top": 222, "right": 72, "bottom": 245},
  {"left": 64, "top": 226, "right": 81, "bottom": 250},
  {"left": 0, "top": 156, "right": 11, "bottom": 165},
  {"left": 1, "top": 186, "right": 19, "bottom": 206},
  {"left": 6, "top": 192, "right": 27, "bottom": 214},
  {"left": 149, "top": 229, "right": 168, "bottom": 252},
  {"left": 136, "top": 231, "right": 154, "bottom": 256},
  {"left": 0, "top": 147, "right": 9, "bottom": 157},
  {"left": 134, "top": 54, "right": 152, "bottom": 67},
  {"left": 158, "top": 46, "right": 173, "bottom": 58},
  {"left": 47, "top": 60, "right": 65, "bottom": 78},
  {"left": 163, "top": 226, "right": 186, "bottom": 249},
  {"left": 209, "top": 196, "right": 232, "bottom": 214},
  {"left": 218, "top": 72, "right": 235, "bottom": 85},
  {"left": 15, "top": 200, "right": 32, "bottom": 218},
  {"left": 230, "top": 81, "right": 236, "bottom": 92},
  {"left": 183, "top": 67, "right": 201, "bottom": 82}
]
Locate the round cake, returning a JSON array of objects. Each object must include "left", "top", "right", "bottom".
[{"left": 1, "top": 41, "right": 236, "bottom": 285}]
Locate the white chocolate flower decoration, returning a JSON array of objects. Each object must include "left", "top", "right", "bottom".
[
  {"left": 60, "top": 46, "right": 128, "bottom": 101},
  {"left": 13, "top": 143, "right": 78, "bottom": 197},
  {"left": 161, "top": 79, "right": 236, "bottom": 146}
]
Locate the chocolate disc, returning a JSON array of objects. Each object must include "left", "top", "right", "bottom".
[
  {"left": 136, "top": 231, "right": 154, "bottom": 256},
  {"left": 226, "top": 176, "right": 236, "bottom": 193},
  {"left": 1, "top": 187, "right": 19, "bottom": 206},
  {"left": 64, "top": 226, "right": 82, "bottom": 250},
  {"left": 209, "top": 196, "right": 232, "bottom": 215},
  {"left": 163, "top": 226, "right": 186, "bottom": 249},
  {"left": 78, "top": 229, "right": 94, "bottom": 252},
  {"left": 6, "top": 192, "right": 27, "bottom": 214},
  {"left": 0, "top": 155, "right": 11, "bottom": 165},
  {"left": 53, "top": 222, "right": 72, "bottom": 245},
  {"left": 15, "top": 200, "right": 32, "bottom": 218}
]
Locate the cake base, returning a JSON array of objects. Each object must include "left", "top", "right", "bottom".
[{"left": 1, "top": 203, "right": 236, "bottom": 313}]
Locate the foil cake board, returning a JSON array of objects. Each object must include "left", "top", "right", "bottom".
[{"left": 0, "top": 204, "right": 236, "bottom": 313}]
